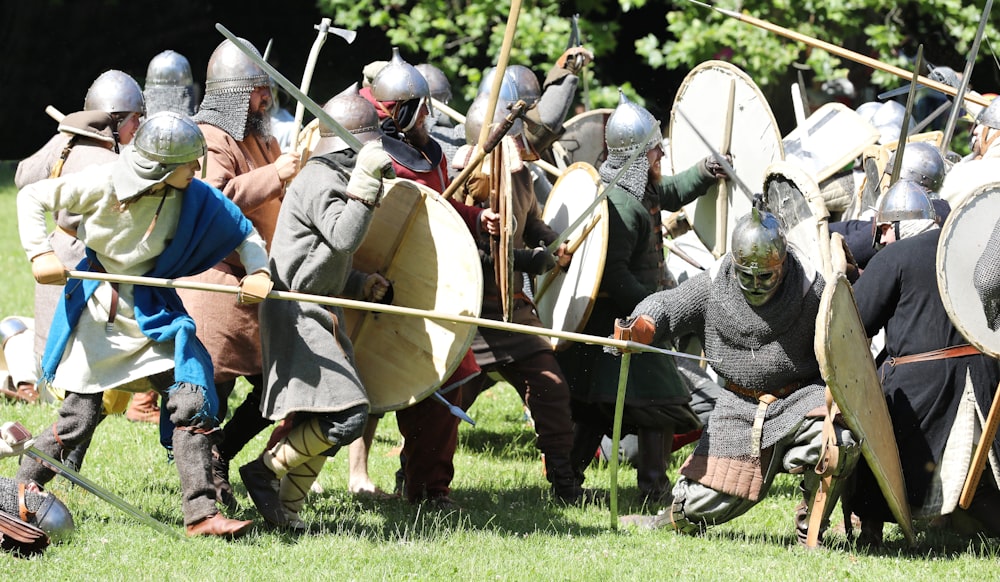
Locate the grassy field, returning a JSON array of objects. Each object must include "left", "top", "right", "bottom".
[{"left": 2, "top": 162, "right": 999, "bottom": 580}]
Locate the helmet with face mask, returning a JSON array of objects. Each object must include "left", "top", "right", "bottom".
[{"left": 731, "top": 207, "right": 788, "bottom": 307}]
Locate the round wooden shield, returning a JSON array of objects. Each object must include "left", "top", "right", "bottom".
[
  {"left": 937, "top": 182, "right": 1000, "bottom": 359},
  {"left": 552, "top": 108, "right": 613, "bottom": 170},
  {"left": 343, "top": 178, "right": 483, "bottom": 413},
  {"left": 535, "top": 162, "right": 609, "bottom": 351},
  {"left": 669, "top": 60, "right": 783, "bottom": 256}
]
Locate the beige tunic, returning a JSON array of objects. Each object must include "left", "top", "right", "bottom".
[{"left": 178, "top": 124, "right": 283, "bottom": 382}]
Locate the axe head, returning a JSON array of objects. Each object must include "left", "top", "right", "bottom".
[{"left": 317, "top": 22, "right": 357, "bottom": 44}]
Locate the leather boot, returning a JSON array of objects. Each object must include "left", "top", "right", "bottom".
[
  {"left": 125, "top": 390, "right": 160, "bottom": 423},
  {"left": 185, "top": 512, "right": 253, "bottom": 538},
  {"left": 218, "top": 388, "right": 273, "bottom": 461},
  {"left": 545, "top": 454, "right": 606, "bottom": 504},
  {"left": 211, "top": 445, "right": 237, "bottom": 512},
  {"left": 636, "top": 427, "right": 673, "bottom": 506}
]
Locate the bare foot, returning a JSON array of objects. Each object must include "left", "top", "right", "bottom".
[{"left": 349, "top": 481, "right": 397, "bottom": 500}]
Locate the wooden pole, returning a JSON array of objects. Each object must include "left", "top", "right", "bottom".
[{"left": 959, "top": 382, "right": 1000, "bottom": 509}]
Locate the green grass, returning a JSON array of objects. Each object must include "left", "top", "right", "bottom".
[{"left": 2, "top": 163, "right": 999, "bottom": 579}]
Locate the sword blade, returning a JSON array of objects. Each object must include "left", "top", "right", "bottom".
[
  {"left": 26, "top": 448, "right": 180, "bottom": 538},
  {"left": 675, "top": 107, "right": 755, "bottom": 201}
]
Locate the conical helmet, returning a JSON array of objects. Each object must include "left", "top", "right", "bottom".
[
  {"left": 84, "top": 70, "right": 145, "bottom": 115},
  {"left": 144, "top": 50, "right": 196, "bottom": 116},
  {"left": 731, "top": 207, "right": 788, "bottom": 306},
  {"left": 132, "top": 111, "right": 206, "bottom": 165},
  {"left": 604, "top": 89, "right": 658, "bottom": 156},
  {"left": 415, "top": 63, "right": 452, "bottom": 104},
  {"left": 875, "top": 180, "right": 935, "bottom": 224},
  {"left": 464, "top": 93, "right": 522, "bottom": 145},
  {"left": 887, "top": 142, "right": 946, "bottom": 194},
  {"left": 370, "top": 48, "right": 429, "bottom": 102},
  {"left": 478, "top": 65, "right": 540, "bottom": 105},
  {"left": 204, "top": 38, "right": 269, "bottom": 94},
  {"left": 314, "top": 84, "right": 382, "bottom": 155}
]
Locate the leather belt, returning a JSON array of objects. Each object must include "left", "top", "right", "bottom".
[
  {"left": 888, "top": 344, "right": 980, "bottom": 367},
  {"left": 725, "top": 379, "right": 804, "bottom": 400},
  {"left": 89, "top": 262, "right": 119, "bottom": 331}
]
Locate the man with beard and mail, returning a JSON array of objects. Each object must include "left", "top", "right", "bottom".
[
  {"left": 849, "top": 181, "right": 1000, "bottom": 543},
  {"left": 16, "top": 112, "right": 271, "bottom": 538},
  {"left": 238, "top": 88, "right": 395, "bottom": 530},
  {"left": 615, "top": 205, "right": 859, "bottom": 545},
  {"left": 359, "top": 49, "right": 488, "bottom": 507},
  {"left": 556, "top": 90, "right": 729, "bottom": 505},
  {"left": 182, "top": 37, "right": 300, "bottom": 510}
]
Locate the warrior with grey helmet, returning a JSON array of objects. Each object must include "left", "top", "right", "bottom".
[
  {"left": 852, "top": 181, "right": 1000, "bottom": 543},
  {"left": 613, "top": 205, "right": 859, "bottom": 546},
  {"left": 182, "top": 37, "right": 301, "bottom": 510},
  {"left": 144, "top": 50, "right": 198, "bottom": 117},
  {"left": 557, "top": 89, "right": 732, "bottom": 505},
  {"left": 15, "top": 111, "right": 272, "bottom": 538},
  {"left": 238, "top": 87, "right": 395, "bottom": 529},
  {"left": 360, "top": 48, "right": 490, "bottom": 507},
  {"left": 415, "top": 63, "right": 465, "bottom": 178}
]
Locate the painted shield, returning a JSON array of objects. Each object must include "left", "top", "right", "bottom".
[
  {"left": 342, "top": 178, "right": 483, "bottom": 413},
  {"left": 670, "top": 60, "right": 783, "bottom": 256},
  {"left": 937, "top": 182, "right": 1000, "bottom": 358},
  {"left": 815, "top": 272, "right": 915, "bottom": 544},
  {"left": 551, "top": 108, "right": 613, "bottom": 171},
  {"left": 782, "top": 102, "right": 880, "bottom": 184},
  {"left": 535, "top": 162, "right": 609, "bottom": 351}
]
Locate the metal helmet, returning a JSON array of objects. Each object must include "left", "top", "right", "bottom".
[
  {"left": 0, "top": 316, "right": 29, "bottom": 349},
  {"left": 886, "top": 142, "right": 947, "bottom": 194},
  {"left": 132, "top": 111, "right": 206, "bottom": 165},
  {"left": 604, "top": 89, "right": 659, "bottom": 156},
  {"left": 144, "top": 50, "right": 196, "bottom": 116},
  {"left": 875, "top": 180, "right": 935, "bottom": 224},
  {"left": 415, "top": 63, "right": 452, "bottom": 104},
  {"left": 857, "top": 100, "right": 914, "bottom": 145},
  {"left": 928, "top": 65, "right": 960, "bottom": 88},
  {"left": 33, "top": 492, "right": 75, "bottom": 543},
  {"left": 477, "top": 65, "right": 541, "bottom": 105},
  {"left": 314, "top": 84, "right": 382, "bottom": 155},
  {"left": 204, "top": 38, "right": 269, "bottom": 94},
  {"left": 84, "top": 70, "right": 146, "bottom": 116},
  {"left": 371, "top": 48, "right": 429, "bottom": 103},
  {"left": 731, "top": 207, "right": 788, "bottom": 307},
  {"left": 464, "top": 93, "right": 523, "bottom": 145},
  {"left": 977, "top": 97, "right": 1000, "bottom": 130}
]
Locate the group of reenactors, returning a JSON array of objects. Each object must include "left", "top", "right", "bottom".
[{"left": 2, "top": 13, "right": 1000, "bottom": 557}]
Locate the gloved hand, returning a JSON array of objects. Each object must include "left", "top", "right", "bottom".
[
  {"left": 238, "top": 271, "right": 273, "bottom": 305},
  {"left": 701, "top": 154, "right": 733, "bottom": 180},
  {"left": 513, "top": 247, "right": 557, "bottom": 275},
  {"left": 347, "top": 140, "right": 396, "bottom": 207},
  {"left": 0, "top": 421, "right": 34, "bottom": 458},
  {"left": 614, "top": 314, "right": 656, "bottom": 345},
  {"left": 557, "top": 46, "right": 594, "bottom": 75},
  {"left": 31, "top": 251, "right": 67, "bottom": 286},
  {"left": 363, "top": 273, "right": 393, "bottom": 304}
]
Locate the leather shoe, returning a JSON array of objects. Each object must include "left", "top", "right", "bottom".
[
  {"left": 211, "top": 449, "right": 237, "bottom": 511},
  {"left": 239, "top": 457, "right": 287, "bottom": 527},
  {"left": 185, "top": 513, "right": 253, "bottom": 538}
]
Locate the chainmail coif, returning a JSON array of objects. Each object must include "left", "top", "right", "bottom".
[
  {"left": 599, "top": 148, "right": 650, "bottom": 201},
  {"left": 0, "top": 477, "right": 43, "bottom": 518},
  {"left": 975, "top": 221, "right": 1000, "bottom": 330},
  {"left": 145, "top": 86, "right": 196, "bottom": 117},
  {"left": 632, "top": 249, "right": 827, "bottom": 456},
  {"left": 193, "top": 87, "right": 253, "bottom": 141}
]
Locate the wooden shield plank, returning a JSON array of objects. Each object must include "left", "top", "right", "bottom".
[
  {"left": 669, "top": 60, "right": 784, "bottom": 255},
  {"left": 536, "top": 162, "right": 609, "bottom": 351},
  {"left": 782, "top": 102, "right": 880, "bottom": 183},
  {"left": 552, "top": 108, "right": 613, "bottom": 170},
  {"left": 815, "top": 273, "right": 915, "bottom": 543},
  {"left": 343, "top": 178, "right": 482, "bottom": 413},
  {"left": 937, "top": 182, "right": 1000, "bottom": 359}
]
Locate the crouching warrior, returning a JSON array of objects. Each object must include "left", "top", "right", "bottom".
[{"left": 617, "top": 207, "right": 859, "bottom": 545}]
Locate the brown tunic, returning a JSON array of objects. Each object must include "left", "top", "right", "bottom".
[{"left": 177, "top": 124, "right": 283, "bottom": 382}]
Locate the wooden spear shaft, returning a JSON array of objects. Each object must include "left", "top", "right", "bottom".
[
  {"left": 64, "top": 270, "right": 714, "bottom": 364},
  {"left": 697, "top": 2, "right": 991, "bottom": 108}
]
